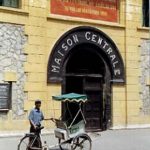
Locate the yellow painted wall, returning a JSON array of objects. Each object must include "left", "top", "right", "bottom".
[
  {"left": 0, "top": 0, "right": 149, "bottom": 131},
  {"left": 125, "top": 0, "right": 150, "bottom": 128}
]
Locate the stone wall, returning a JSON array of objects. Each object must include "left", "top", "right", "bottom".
[
  {"left": 140, "top": 40, "right": 150, "bottom": 115},
  {"left": 0, "top": 23, "right": 27, "bottom": 119}
]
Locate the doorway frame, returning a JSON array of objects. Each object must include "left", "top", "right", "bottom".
[
  {"left": 47, "top": 26, "right": 125, "bottom": 130},
  {"left": 61, "top": 46, "right": 112, "bottom": 130}
]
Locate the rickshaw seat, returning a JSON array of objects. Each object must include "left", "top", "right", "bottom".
[{"left": 55, "top": 119, "right": 67, "bottom": 130}]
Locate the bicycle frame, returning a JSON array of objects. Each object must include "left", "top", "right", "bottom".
[
  {"left": 27, "top": 132, "right": 60, "bottom": 150},
  {"left": 28, "top": 134, "right": 42, "bottom": 150},
  {"left": 68, "top": 102, "right": 86, "bottom": 129}
]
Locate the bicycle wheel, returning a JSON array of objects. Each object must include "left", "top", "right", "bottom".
[
  {"left": 71, "top": 134, "right": 92, "bottom": 150},
  {"left": 18, "top": 135, "right": 42, "bottom": 150},
  {"left": 59, "top": 138, "right": 72, "bottom": 150}
]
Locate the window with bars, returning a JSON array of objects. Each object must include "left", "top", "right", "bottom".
[
  {"left": 142, "top": 0, "right": 149, "bottom": 27},
  {"left": 0, "top": 0, "right": 19, "bottom": 8},
  {"left": 0, "top": 83, "right": 12, "bottom": 111}
]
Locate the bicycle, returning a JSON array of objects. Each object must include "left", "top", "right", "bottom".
[
  {"left": 18, "top": 118, "right": 92, "bottom": 150},
  {"left": 18, "top": 93, "right": 92, "bottom": 150}
]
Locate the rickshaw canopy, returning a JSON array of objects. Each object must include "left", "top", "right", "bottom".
[{"left": 52, "top": 93, "right": 87, "bottom": 102}]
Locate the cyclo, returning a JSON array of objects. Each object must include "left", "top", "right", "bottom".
[{"left": 18, "top": 93, "right": 92, "bottom": 150}]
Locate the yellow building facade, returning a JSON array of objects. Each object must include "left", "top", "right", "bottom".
[{"left": 0, "top": 0, "right": 150, "bottom": 132}]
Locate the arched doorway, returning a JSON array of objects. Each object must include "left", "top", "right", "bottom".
[
  {"left": 63, "top": 43, "right": 111, "bottom": 131},
  {"left": 47, "top": 26, "right": 125, "bottom": 131}
]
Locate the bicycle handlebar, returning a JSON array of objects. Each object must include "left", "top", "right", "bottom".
[
  {"left": 50, "top": 118, "right": 56, "bottom": 123},
  {"left": 44, "top": 118, "right": 56, "bottom": 122}
]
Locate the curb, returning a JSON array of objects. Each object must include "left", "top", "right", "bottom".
[{"left": 0, "top": 130, "right": 54, "bottom": 138}]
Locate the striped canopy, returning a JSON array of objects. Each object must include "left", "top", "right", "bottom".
[{"left": 52, "top": 93, "right": 87, "bottom": 102}]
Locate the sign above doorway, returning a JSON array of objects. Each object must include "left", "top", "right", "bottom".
[
  {"left": 51, "top": 0, "right": 118, "bottom": 22},
  {"left": 47, "top": 26, "right": 125, "bottom": 84}
]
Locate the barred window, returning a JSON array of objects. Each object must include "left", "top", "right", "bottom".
[
  {"left": 0, "top": 0, "right": 19, "bottom": 8},
  {"left": 0, "top": 83, "right": 12, "bottom": 111},
  {"left": 142, "top": 0, "right": 149, "bottom": 27}
]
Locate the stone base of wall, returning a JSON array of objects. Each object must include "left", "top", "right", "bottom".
[
  {"left": 0, "top": 23, "right": 27, "bottom": 121},
  {"left": 111, "top": 124, "right": 150, "bottom": 130}
]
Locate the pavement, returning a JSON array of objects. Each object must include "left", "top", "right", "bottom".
[
  {"left": 92, "top": 128, "right": 150, "bottom": 150},
  {"left": 0, "top": 128, "right": 150, "bottom": 150}
]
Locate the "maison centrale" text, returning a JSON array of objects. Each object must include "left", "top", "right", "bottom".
[{"left": 51, "top": 31, "right": 121, "bottom": 76}]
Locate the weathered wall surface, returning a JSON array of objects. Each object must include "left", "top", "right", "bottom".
[
  {"left": 0, "top": 23, "right": 27, "bottom": 118},
  {"left": 140, "top": 40, "right": 150, "bottom": 115},
  {"left": 0, "top": 23, "right": 28, "bottom": 130}
]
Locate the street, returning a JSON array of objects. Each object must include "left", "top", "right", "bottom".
[{"left": 0, "top": 128, "right": 150, "bottom": 150}]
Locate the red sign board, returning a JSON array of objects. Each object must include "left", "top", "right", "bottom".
[{"left": 51, "top": 0, "right": 118, "bottom": 22}]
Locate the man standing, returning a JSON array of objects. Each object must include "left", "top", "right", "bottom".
[{"left": 29, "top": 99, "right": 44, "bottom": 133}]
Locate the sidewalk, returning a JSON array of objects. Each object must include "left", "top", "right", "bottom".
[
  {"left": 92, "top": 128, "right": 150, "bottom": 150},
  {"left": 0, "top": 128, "right": 150, "bottom": 150},
  {"left": 0, "top": 129, "right": 54, "bottom": 138}
]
